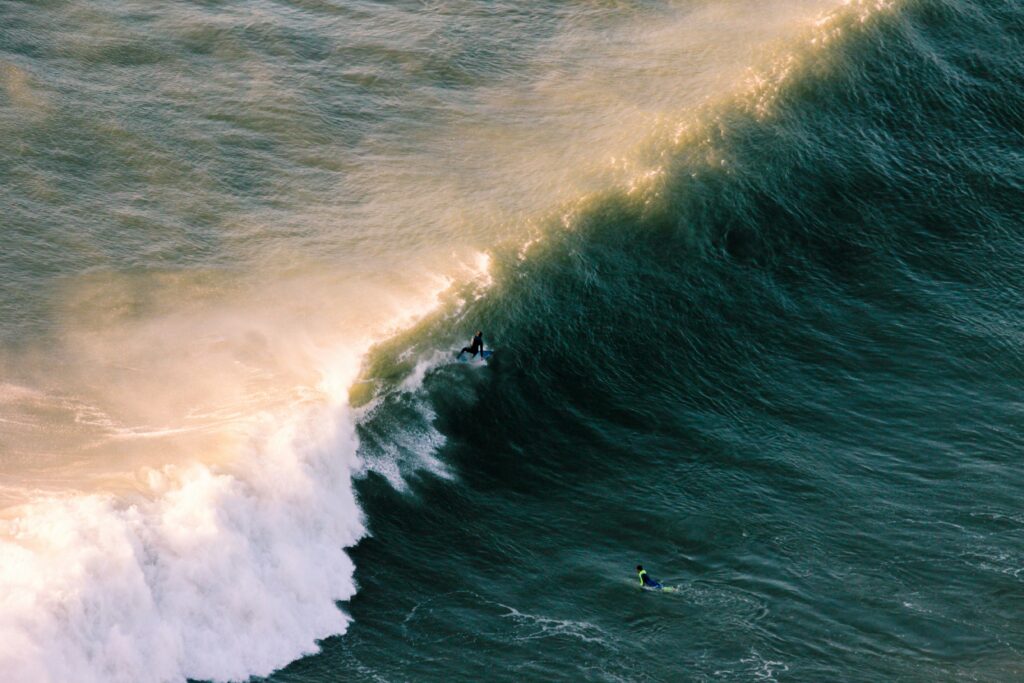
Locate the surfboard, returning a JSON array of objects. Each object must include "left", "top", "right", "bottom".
[
  {"left": 642, "top": 585, "right": 678, "bottom": 593},
  {"left": 458, "top": 350, "right": 493, "bottom": 362}
]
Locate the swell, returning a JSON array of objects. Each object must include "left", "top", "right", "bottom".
[
  {"left": 377, "top": 0, "right": 1024, "bottom": 489},
  {"left": 343, "top": 1, "right": 1024, "bottom": 680}
]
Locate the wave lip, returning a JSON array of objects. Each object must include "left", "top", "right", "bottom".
[{"left": 0, "top": 396, "right": 364, "bottom": 683}]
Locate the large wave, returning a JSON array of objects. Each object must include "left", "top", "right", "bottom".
[{"left": 0, "top": 0, "right": 943, "bottom": 681}]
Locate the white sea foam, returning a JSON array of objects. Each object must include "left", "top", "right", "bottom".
[
  {"left": 357, "top": 349, "right": 456, "bottom": 491},
  {"left": 0, "top": 370, "right": 364, "bottom": 683}
]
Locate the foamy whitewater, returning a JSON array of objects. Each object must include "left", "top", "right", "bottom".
[
  {"left": 5, "top": 0, "right": 1024, "bottom": 680},
  {"left": 0, "top": 392, "right": 362, "bottom": 681}
]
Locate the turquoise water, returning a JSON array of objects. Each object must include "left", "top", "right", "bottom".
[{"left": 2, "top": 0, "right": 1024, "bottom": 681}]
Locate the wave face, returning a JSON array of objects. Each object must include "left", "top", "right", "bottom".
[
  {"left": 326, "top": 1, "right": 1024, "bottom": 681},
  {"left": 3, "top": 0, "right": 1024, "bottom": 681}
]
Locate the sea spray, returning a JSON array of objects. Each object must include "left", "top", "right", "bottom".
[{"left": 0, "top": 373, "right": 363, "bottom": 683}]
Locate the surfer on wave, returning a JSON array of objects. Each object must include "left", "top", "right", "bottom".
[{"left": 457, "top": 330, "right": 485, "bottom": 360}]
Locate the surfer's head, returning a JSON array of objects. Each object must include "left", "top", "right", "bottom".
[
  {"left": 476, "top": 330, "right": 482, "bottom": 336},
  {"left": 636, "top": 565, "right": 643, "bottom": 571}
]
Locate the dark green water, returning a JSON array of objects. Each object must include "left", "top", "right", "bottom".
[
  {"left": 2, "top": 0, "right": 1024, "bottom": 681},
  {"left": 298, "top": 1, "right": 1024, "bottom": 680}
]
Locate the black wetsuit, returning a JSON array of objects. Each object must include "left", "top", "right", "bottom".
[{"left": 460, "top": 333, "right": 484, "bottom": 358}]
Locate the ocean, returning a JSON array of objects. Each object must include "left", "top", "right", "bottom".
[{"left": 1, "top": 0, "right": 1023, "bottom": 680}]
